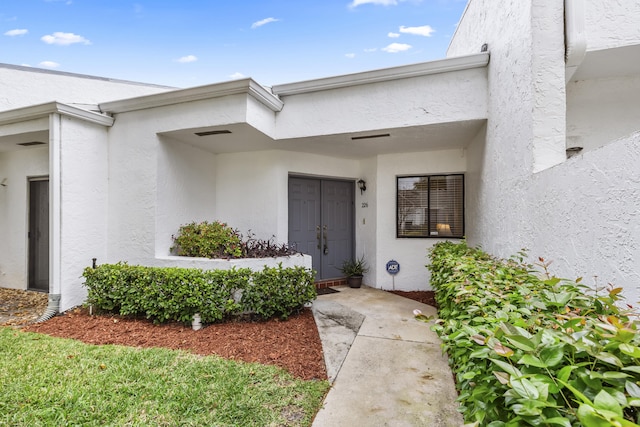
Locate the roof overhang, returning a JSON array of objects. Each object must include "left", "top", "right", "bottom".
[
  {"left": 0, "top": 101, "right": 114, "bottom": 127},
  {"left": 100, "top": 78, "right": 284, "bottom": 114},
  {"left": 570, "top": 44, "right": 640, "bottom": 81},
  {"left": 272, "top": 52, "right": 490, "bottom": 96}
]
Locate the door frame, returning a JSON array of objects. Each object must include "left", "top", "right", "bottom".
[
  {"left": 288, "top": 175, "right": 356, "bottom": 280},
  {"left": 27, "top": 176, "right": 50, "bottom": 292}
]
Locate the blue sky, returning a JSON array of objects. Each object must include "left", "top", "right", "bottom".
[{"left": 1, "top": 0, "right": 467, "bottom": 88}]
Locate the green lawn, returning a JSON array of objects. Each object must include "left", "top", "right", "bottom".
[{"left": 0, "top": 328, "right": 329, "bottom": 426}]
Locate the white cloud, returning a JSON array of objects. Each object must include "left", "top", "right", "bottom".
[
  {"left": 382, "top": 42, "right": 412, "bottom": 53},
  {"left": 251, "top": 17, "right": 279, "bottom": 29},
  {"left": 39, "top": 61, "right": 60, "bottom": 68},
  {"left": 364, "top": 48, "right": 377, "bottom": 53},
  {"left": 387, "top": 32, "right": 400, "bottom": 38},
  {"left": 4, "top": 29, "right": 28, "bottom": 36},
  {"left": 177, "top": 55, "right": 197, "bottom": 63},
  {"left": 399, "top": 25, "right": 435, "bottom": 37},
  {"left": 345, "top": 53, "right": 356, "bottom": 59},
  {"left": 350, "top": 0, "right": 398, "bottom": 7},
  {"left": 229, "top": 72, "right": 245, "bottom": 80},
  {"left": 41, "top": 32, "right": 90, "bottom": 45}
]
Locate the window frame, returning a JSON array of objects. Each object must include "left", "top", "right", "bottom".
[{"left": 396, "top": 173, "right": 465, "bottom": 239}]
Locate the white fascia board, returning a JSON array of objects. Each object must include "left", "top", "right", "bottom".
[
  {"left": 0, "top": 101, "right": 114, "bottom": 127},
  {"left": 272, "top": 53, "right": 490, "bottom": 96},
  {"left": 100, "top": 78, "right": 284, "bottom": 114}
]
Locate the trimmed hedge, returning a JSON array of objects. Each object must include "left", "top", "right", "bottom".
[
  {"left": 426, "top": 241, "right": 640, "bottom": 427},
  {"left": 83, "top": 263, "right": 316, "bottom": 323}
]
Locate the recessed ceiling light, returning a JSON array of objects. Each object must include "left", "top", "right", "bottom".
[
  {"left": 351, "top": 133, "right": 390, "bottom": 140},
  {"left": 194, "top": 130, "right": 232, "bottom": 136},
  {"left": 17, "top": 141, "right": 46, "bottom": 146}
]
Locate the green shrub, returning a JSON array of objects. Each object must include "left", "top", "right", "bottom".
[
  {"left": 171, "top": 221, "right": 243, "bottom": 259},
  {"left": 424, "top": 241, "right": 640, "bottom": 427},
  {"left": 83, "top": 263, "right": 316, "bottom": 323},
  {"left": 242, "top": 265, "right": 317, "bottom": 319},
  {"left": 170, "top": 221, "right": 299, "bottom": 259}
]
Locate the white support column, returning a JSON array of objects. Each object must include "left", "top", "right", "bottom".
[{"left": 49, "top": 113, "right": 62, "bottom": 295}]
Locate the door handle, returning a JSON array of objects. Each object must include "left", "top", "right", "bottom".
[
  {"left": 316, "top": 226, "right": 321, "bottom": 250},
  {"left": 323, "top": 225, "right": 328, "bottom": 255}
]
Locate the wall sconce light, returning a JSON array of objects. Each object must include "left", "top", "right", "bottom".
[{"left": 357, "top": 179, "right": 367, "bottom": 195}]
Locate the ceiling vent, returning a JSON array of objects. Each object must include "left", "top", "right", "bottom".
[
  {"left": 195, "top": 130, "right": 232, "bottom": 136},
  {"left": 17, "top": 141, "right": 46, "bottom": 146},
  {"left": 351, "top": 133, "right": 391, "bottom": 140}
]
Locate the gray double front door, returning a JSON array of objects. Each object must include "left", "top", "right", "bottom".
[{"left": 288, "top": 177, "right": 354, "bottom": 280}]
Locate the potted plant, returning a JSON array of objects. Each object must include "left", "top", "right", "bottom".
[{"left": 339, "top": 256, "right": 369, "bottom": 288}]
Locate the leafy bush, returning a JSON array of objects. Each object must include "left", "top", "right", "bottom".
[
  {"left": 171, "top": 221, "right": 298, "bottom": 259},
  {"left": 425, "top": 241, "right": 640, "bottom": 427},
  {"left": 83, "top": 263, "right": 316, "bottom": 323},
  {"left": 171, "top": 221, "right": 243, "bottom": 259}
]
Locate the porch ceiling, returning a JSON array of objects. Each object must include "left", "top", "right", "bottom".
[
  {"left": 571, "top": 44, "right": 640, "bottom": 81},
  {"left": 0, "top": 130, "right": 48, "bottom": 153},
  {"left": 159, "top": 119, "right": 485, "bottom": 159}
]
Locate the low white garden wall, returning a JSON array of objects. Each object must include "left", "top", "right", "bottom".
[{"left": 151, "top": 253, "right": 312, "bottom": 272}]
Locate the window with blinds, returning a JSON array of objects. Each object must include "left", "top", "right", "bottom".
[{"left": 396, "top": 174, "right": 464, "bottom": 238}]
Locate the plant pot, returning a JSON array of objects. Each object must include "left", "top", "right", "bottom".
[{"left": 347, "top": 275, "right": 363, "bottom": 288}]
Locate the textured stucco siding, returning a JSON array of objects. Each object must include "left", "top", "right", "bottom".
[
  {"left": 156, "top": 137, "right": 217, "bottom": 257},
  {"left": 454, "top": 0, "right": 640, "bottom": 303},
  {"left": 55, "top": 116, "right": 109, "bottom": 311},
  {"left": 215, "top": 150, "right": 360, "bottom": 244},
  {"left": 449, "top": 0, "right": 545, "bottom": 260},
  {"left": 374, "top": 149, "right": 467, "bottom": 291},
  {"left": 0, "top": 146, "right": 49, "bottom": 290},
  {"left": 0, "top": 66, "right": 171, "bottom": 112},
  {"left": 527, "top": 131, "right": 640, "bottom": 304},
  {"left": 152, "top": 254, "right": 312, "bottom": 271},
  {"left": 105, "top": 95, "right": 250, "bottom": 265},
  {"left": 584, "top": 1, "right": 640, "bottom": 50},
  {"left": 274, "top": 68, "right": 487, "bottom": 140}
]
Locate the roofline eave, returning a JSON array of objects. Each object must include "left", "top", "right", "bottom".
[
  {"left": 0, "top": 101, "right": 114, "bottom": 127},
  {"left": 272, "top": 52, "right": 490, "bottom": 96},
  {"left": 99, "top": 78, "right": 284, "bottom": 114}
]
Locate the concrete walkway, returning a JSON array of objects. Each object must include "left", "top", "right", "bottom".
[{"left": 311, "top": 286, "right": 462, "bottom": 427}]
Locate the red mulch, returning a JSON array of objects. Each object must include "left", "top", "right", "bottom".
[
  {"left": 19, "top": 290, "right": 436, "bottom": 382},
  {"left": 24, "top": 307, "right": 326, "bottom": 381},
  {"left": 388, "top": 290, "right": 437, "bottom": 308}
]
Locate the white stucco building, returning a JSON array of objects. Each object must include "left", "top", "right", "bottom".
[{"left": 1, "top": 0, "right": 639, "bottom": 312}]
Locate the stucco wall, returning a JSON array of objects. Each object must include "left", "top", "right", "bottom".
[
  {"left": 527, "top": 131, "right": 640, "bottom": 304},
  {"left": 448, "top": 0, "right": 560, "bottom": 256},
  {"left": 152, "top": 253, "right": 312, "bottom": 271},
  {"left": 0, "top": 146, "right": 49, "bottom": 289},
  {"left": 156, "top": 137, "right": 217, "bottom": 257},
  {"left": 215, "top": 150, "right": 359, "bottom": 243},
  {"left": 105, "top": 95, "right": 252, "bottom": 264},
  {"left": 453, "top": 0, "right": 640, "bottom": 303},
  {"left": 374, "top": 149, "right": 467, "bottom": 291},
  {"left": 0, "top": 65, "right": 171, "bottom": 112},
  {"left": 274, "top": 68, "right": 487, "bottom": 140},
  {"left": 584, "top": 1, "right": 640, "bottom": 51},
  {"left": 567, "top": 75, "right": 640, "bottom": 152},
  {"left": 356, "top": 156, "right": 378, "bottom": 286},
  {"left": 55, "top": 116, "right": 109, "bottom": 311}
]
